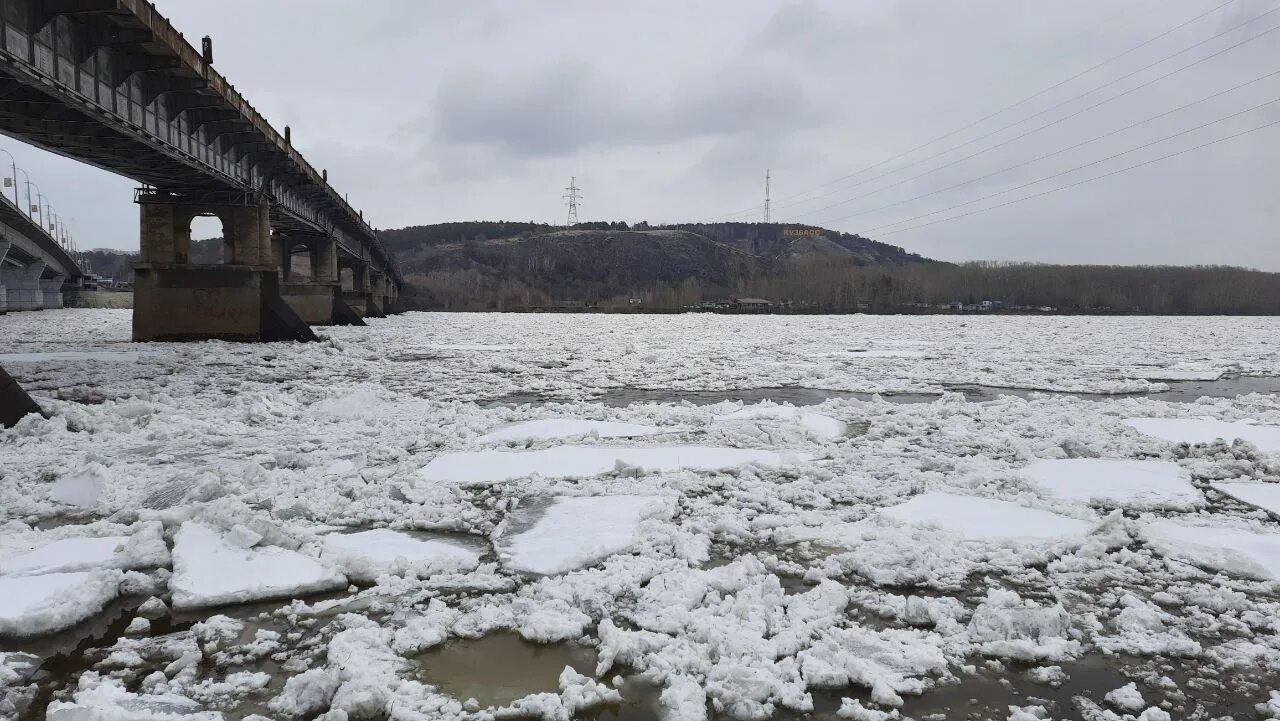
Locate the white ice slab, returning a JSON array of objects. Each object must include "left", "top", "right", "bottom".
[
  {"left": 0, "top": 570, "right": 122, "bottom": 637},
  {"left": 1141, "top": 519, "right": 1280, "bottom": 581},
  {"left": 881, "top": 492, "right": 1093, "bottom": 543},
  {"left": 1023, "top": 459, "right": 1200, "bottom": 509},
  {"left": 419, "top": 445, "right": 809, "bottom": 485},
  {"left": 427, "top": 343, "right": 517, "bottom": 351},
  {"left": 716, "top": 405, "right": 845, "bottom": 440},
  {"left": 321, "top": 529, "right": 483, "bottom": 582},
  {"left": 0, "top": 522, "right": 169, "bottom": 577},
  {"left": 1211, "top": 482, "right": 1280, "bottom": 517},
  {"left": 0, "top": 351, "right": 142, "bottom": 363},
  {"left": 498, "top": 495, "right": 672, "bottom": 575},
  {"left": 845, "top": 349, "right": 929, "bottom": 358},
  {"left": 169, "top": 522, "right": 346, "bottom": 609},
  {"left": 1125, "top": 418, "right": 1280, "bottom": 454},
  {"left": 478, "top": 418, "right": 669, "bottom": 443}
]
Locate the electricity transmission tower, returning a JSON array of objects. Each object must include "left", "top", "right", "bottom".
[
  {"left": 763, "top": 169, "right": 770, "bottom": 223},
  {"left": 563, "top": 176, "right": 582, "bottom": 225}
]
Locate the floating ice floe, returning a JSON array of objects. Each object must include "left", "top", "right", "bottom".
[
  {"left": 321, "top": 529, "right": 483, "bottom": 582},
  {"left": 477, "top": 418, "right": 670, "bottom": 443},
  {"left": 715, "top": 404, "right": 845, "bottom": 440},
  {"left": 1022, "top": 459, "right": 1200, "bottom": 509},
  {"left": 0, "top": 350, "right": 143, "bottom": 363},
  {"left": 1125, "top": 417, "right": 1280, "bottom": 453},
  {"left": 426, "top": 343, "right": 517, "bottom": 351},
  {"left": 419, "top": 446, "right": 810, "bottom": 485},
  {"left": 49, "top": 462, "right": 110, "bottom": 507},
  {"left": 0, "top": 523, "right": 169, "bottom": 577},
  {"left": 880, "top": 492, "right": 1093, "bottom": 544},
  {"left": 497, "top": 495, "right": 673, "bottom": 574},
  {"left": 0, "top": 570, "right": 124, "bottom": 637},
  {"left": 845, "top": 349, "right": 930, "bottom": 358},
  {"left": 308, "top": 389, "right": 390, "bottom": 420},
  {"left": 169, "top": 522, "right": 346, "bottom": 609},
  {"left": 1141, "top": 519, "right": 1280, "bottom": 581},
  {"left": 46, "top": 678, "right": 215, "bottom": 721},
  {"left": 1211, "top": 482, "right": 1280, "bottom": 516}
]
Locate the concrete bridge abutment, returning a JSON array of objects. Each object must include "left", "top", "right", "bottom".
[
  {"left": 0, "top": 256, "right": 47, "bottom": 312},
  {"left": 132, "top": 193, "right": 315, "bottom": 342}
]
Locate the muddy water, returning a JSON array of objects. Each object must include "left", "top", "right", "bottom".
[
  {"left": 414, "top": 632, "right": 598, "bottom": 707},
  {"left": 485, "top": 374, "right": 1280, "bottom": 408}
]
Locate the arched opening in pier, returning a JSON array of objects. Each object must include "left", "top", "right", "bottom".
[
  {"left": 286, "top": 243, "right": 313, "bottom": 281},
  {"left": 188, "top": 215, "right": 227, "bottom": 264},
  {"left": 339, "top": 266, "right": 355, "bottom": 291}
]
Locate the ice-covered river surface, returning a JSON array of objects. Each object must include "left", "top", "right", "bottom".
[{"left": 4, "top": 310, "right": 1280, "bottom": 721}]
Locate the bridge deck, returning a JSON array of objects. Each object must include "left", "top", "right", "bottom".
[{"left": 0, "top": 0, "right": 399, "bottom": 281}]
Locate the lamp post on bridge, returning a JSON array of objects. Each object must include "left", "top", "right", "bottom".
[{"left": 0, "top": 148, "right": 19, "bottom": 208}]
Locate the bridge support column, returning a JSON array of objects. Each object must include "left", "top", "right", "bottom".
[
  {"left": 364, "top": 266, "right": 385, "bottom": 318},
  {"left": 40, "top": 273, "right": 65, "bottom": 309},
  {"left": 0, "top": 239, "right": 8, "bottom": 314},
  {"left": 0, "top": 259, "right": 47, "bottom": 311},
  {"left": 133, "top": 195, "right": 316, "bottom": 342},
  {"left": 276, "top": 233, "right": 354, "bottom": 326}
]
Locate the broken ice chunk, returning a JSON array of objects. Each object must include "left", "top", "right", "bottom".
[
  {"left": 168, "top": 522, "right": 346, "bottom": 610},
  {"left": 1022, "top": 459, "right": 1200, "bottom": 509},
  {"left": 321, "top": 529, "right": 482, "bottom": 582},
  {"left": 497, "top": 495, "right": 674, "bottom": 575}
]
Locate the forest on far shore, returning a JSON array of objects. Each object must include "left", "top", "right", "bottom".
[
  {"left": 404, "top": 258, "right": 1280, "bottom": 315},
  {"left": 78, "top": 218, "right": 1280, "bottom": 315}
]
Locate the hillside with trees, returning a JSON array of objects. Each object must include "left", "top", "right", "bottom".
[
  {"left": 382, "top": 221, "right": 931, "bottom": 310},
  {"left": 76, "top": 222, "right": 1280, "bottom": 315}
]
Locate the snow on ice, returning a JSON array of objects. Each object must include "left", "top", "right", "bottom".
[
  {"left": 879, "top": 492, "right": 1094, "bottom": 544},
  {"left": 714, "top": 404, "right": 846, "bottom": 440},
  {"left": 1140, "top": 518, "right": 1280, "bottom": 581},
  {"left": 4, "top": 310, "right": 1280, "bottom": 719},
  {"left": 169, "top": 522, "right": 346, "bottom": 609},
  {"left": 476, "top": 418, "right": 671, "bottom": 443},
  {"left": 1210, "top": 481, "right": 1280, "bottom": 516},
  {"left": 419, "top": 445, "right": 810, "bottom": 485},
  {"left": 0, "top": 571, "right": 123, "bottom": 637},
  {"left": 1125, "top": 417, "right": 1280, "bottom": 453},
  {"left": 321, "top": 528, "right": 482, "bottom": 582},
  {"left": 1022, "top": 458, "right": 1200, "bottom": 509},
  {"left": 497, "top": 495, "right": 674, "bottom": 574}
]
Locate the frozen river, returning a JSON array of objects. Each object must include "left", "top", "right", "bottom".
[{"left": 3, "top": 310, "right": 1280, "bottom": 720}]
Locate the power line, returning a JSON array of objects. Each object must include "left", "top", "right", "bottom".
[
  {"left": 700, "top": 0, "right": 1247, "bottom": 222},
  {"left": 865, "top": 111, "right": 1280, "bottom": 237},
  {"left": 562, "top": 176, "right": 581, "bottom": 225},
  {"left": 763, "top": 169, "right": 771, "bottom": 223},
  {"left": 808, "top": 65, "right": 1280, "bottom": 227},
  {"left": 781, "top": 6, "right": 1280, "bottom": 222}
]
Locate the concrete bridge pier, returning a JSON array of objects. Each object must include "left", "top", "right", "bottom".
[
  {"left": 0, "top": 256, "right": 46, "bottom": 311},
  {"left": 0, "top": 238, "right": 8, "bottom": 314},
  {"left": 40, "top": 273, "right": 65, "bottom": 309},
  {"left": 133, "top": 193, "right": 316, "bottom": 342},
  {"left": 277, "top": 233, "right": 337, "bottom": 326},
  {"left": 0, "top": 364, "right": 42, "bottom": 428},
  {"left": 364, "top": 266, "right": 386, "bottom": 318}
]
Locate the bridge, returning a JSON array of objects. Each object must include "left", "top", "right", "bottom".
[
  {"left": 0, "top": 0, "right": 402, "bottom": 342},
  {"left": 0, "top": 181, "right": 80, "bottom": 312}
]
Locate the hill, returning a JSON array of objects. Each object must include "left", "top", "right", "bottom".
[{"left": 378, "top": 221, "right": 930, "bottom": 310}]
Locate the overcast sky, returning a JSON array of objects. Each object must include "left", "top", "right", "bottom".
[{"left": 3, "top": 0, "right": 1278, "bottom": 269}]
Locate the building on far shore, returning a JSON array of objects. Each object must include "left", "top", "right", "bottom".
[{"left": 732, "top": 298, "right": 773, "bottom": 313}]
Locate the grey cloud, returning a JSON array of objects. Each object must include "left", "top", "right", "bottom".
[
  {"left": 0, "top": 0, "right": 1274, "bottom": 270},
  {"left": 430, "top": 62, "right": 819, "bottom": 159}
]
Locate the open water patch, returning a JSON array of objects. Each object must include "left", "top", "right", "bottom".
[
  {"left": 482, "top": 374, "right": 1280, "bottom": 409},
  {"left": 413, "top": 632, "right": 597, "bottom": 708}
]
